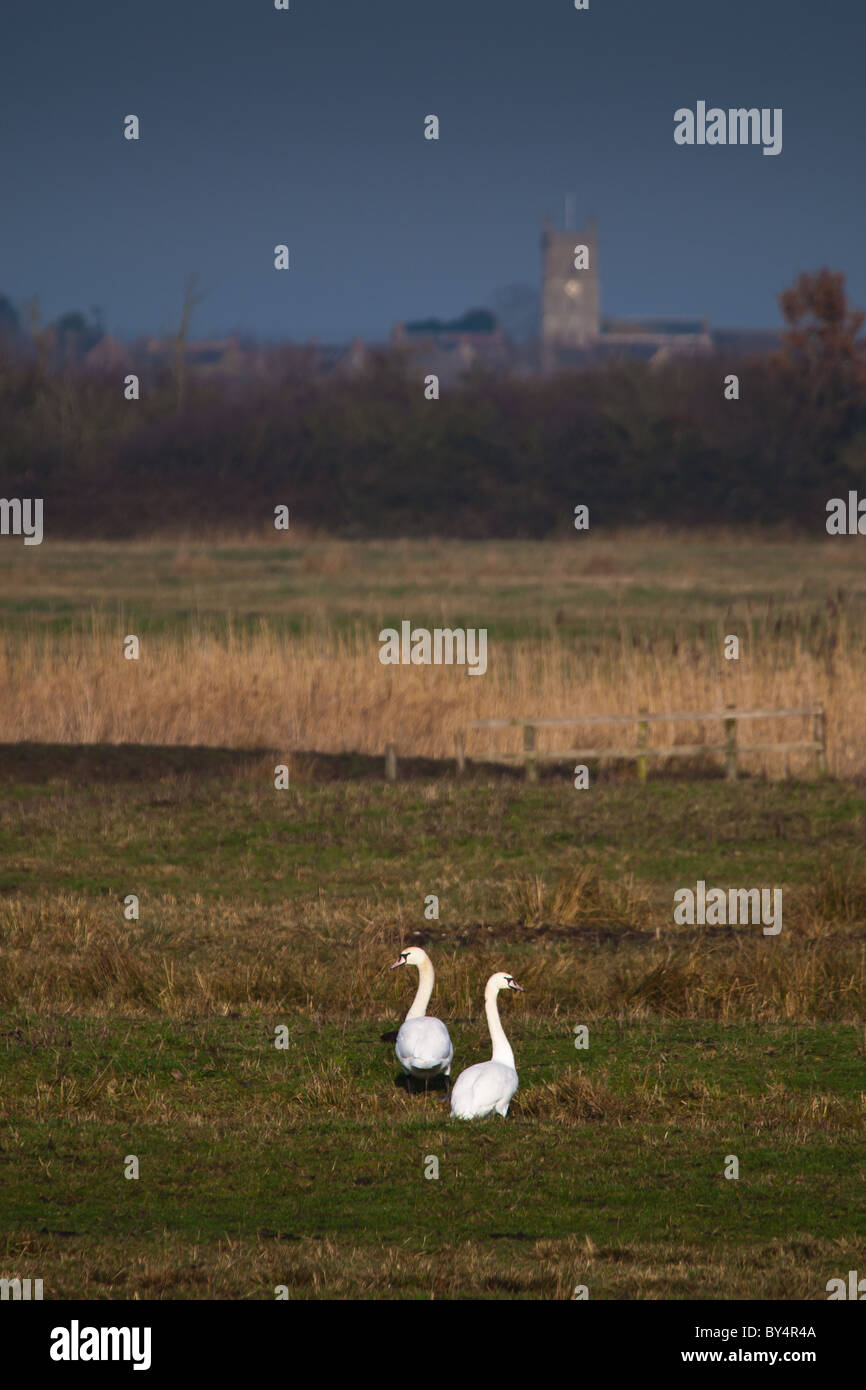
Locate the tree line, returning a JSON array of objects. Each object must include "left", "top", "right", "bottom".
[{"left": 1, "top": 271, "right": 864, "bottom": 537}]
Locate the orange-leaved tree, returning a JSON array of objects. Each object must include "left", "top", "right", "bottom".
[{"left": 775, "top": 268, "right": 866, "bottom": 423}]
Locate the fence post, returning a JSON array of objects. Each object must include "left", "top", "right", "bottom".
[
  {"left": 523, "top": 723, "right": 538, "bottom": 783},
  {"left": 385, "top": 743, "right": 398, "bottom": 782},
  {"left": 636, "top": 708, "right": 648, "bottom": 783},
  {"left": 814, "top": 704, "right": 828, "bottom": 776},
  {"left": 724, "top": 704, "right": 738, "bottom": 783},
  {"left": 455, "top": 730, "right": 466, "bottom": 777}
]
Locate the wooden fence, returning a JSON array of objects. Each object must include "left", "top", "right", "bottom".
[{"left": 452, "top": 704, "right": 827, "bottom": 783}]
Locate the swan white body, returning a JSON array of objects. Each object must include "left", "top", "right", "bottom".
[
  {"left": 390, "top": 947, "right": 453, "bottom": 1082},
  {"left": 450, "top": 971, "right": 524, "bottom": 1119}
]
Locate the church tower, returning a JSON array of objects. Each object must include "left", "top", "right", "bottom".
[{"left": 540, "top": 214, "right": 600, "bottom": 353}]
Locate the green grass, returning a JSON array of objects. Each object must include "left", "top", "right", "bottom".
[
  {"left": 2, "top": 534, "right": 866, "bottom": 643},
  {"left": 0, "top": 747, "right": 864, "bottom": 903},
  {"left": 2, "top": 1017, "right": 864, "bottom": 1299},
  {"left": 2, "top": 535, "right": 865, "bottom": 1297},
  {"left": 1, "top": 745, "right": 865, "bottom": 1297}
]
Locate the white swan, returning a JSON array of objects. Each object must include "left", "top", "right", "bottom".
[
  {"left": 390, "top": 947, "right": 453, "bottom": 1088},
  {"left": 450, "top": 971, "right": 524, "bottom": 1119}
]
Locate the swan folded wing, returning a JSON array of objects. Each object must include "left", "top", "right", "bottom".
[
  {"left": 395, "top": 1017, "right": 453, "bottom": 1073},
  {"left": 450, "top": 1060, "right": 519, "bottom": 1119}
]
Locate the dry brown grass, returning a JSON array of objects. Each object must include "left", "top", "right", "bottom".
[
  {"left": 2, "top": 885, "right": 865, "bottom": 1023},
  {"left": 514, "top": 1068, "right": 866, "bottom": 1136},
  {"left": 803, "top": 855, "right": 866, "bottom": 924},
  {"left": 0, "top": 1226, "right": 855, "bottom": 1299},
  {"left": 0, "top": 621, "right": 864, "bottom": 777},
  {"left": 503, "top": 866, "right": 651, "bottom": 927},
  {"left": 2, "top": 533, "right": 865, "bottom": 776}
]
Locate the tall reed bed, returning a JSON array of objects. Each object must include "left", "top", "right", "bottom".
[{"left": 0, "top": 614, "right": 863, "bottom": 776}]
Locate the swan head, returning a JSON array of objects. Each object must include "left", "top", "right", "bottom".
[
  {"left": 486, "top": 971, "right": 525, "bottom": 996},
  {"left": 389, "top": 946, "right": 429, "bottom": 971}
]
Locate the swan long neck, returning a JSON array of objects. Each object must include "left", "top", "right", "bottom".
[
  {"left": 485, "top": 985, "right": 515, "bottom": 1068},
  {"left": 406, "top": 956, "right": 435, "bottom": 1019}
]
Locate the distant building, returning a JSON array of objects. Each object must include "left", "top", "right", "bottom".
[
  {"left": 83, "top": 335, "right": 134, "bottom": 373},
  {"left": 391, "top": 309, "right": 510, "bottom": 383},
  {"left": 710, "top": 327, "right": 783, "bottom": 357},
  {"left": 541, "top": 216, "right": 601, "bottom": 350},
  {"left": 314, "top": 336, "right": 370, "bottom": 377},
  {"left": 540, "top": 214, "right": 716, "bottom": 368},
  {"left": 141, "top": 334, "right": 245, "bottom": 374},
  {"left": 392, "top": 216, "right": 781, "bottom": 379}
]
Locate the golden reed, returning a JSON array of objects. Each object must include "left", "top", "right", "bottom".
[{"left": 0, "top": 621, "right": 862, "bottom": 778}]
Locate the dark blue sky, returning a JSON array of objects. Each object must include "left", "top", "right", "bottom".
[{"left": 3, "top": 0, "right": 863, "bottom": 342}]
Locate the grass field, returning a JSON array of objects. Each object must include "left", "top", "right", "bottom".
[
  {"left": 1, "top": 532, "right": 866, "bottom": 774},
  {"left": 2, "top": 749, "right": 865, "bottom": 1299},
  {"left": 1, "top": 535, "right": 865, "bottom": 1298}
]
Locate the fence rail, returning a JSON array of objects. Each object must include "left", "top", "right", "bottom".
[{"left": 453, "top": 704, "right": 827, "bottom": 783}]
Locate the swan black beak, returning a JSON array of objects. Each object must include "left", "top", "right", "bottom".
[
  {"left": 389, "top": 958, "right": 405, "bottom": 970},
  {"left": 509, "top": 981, "right": 525, "bottom": 991}
]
